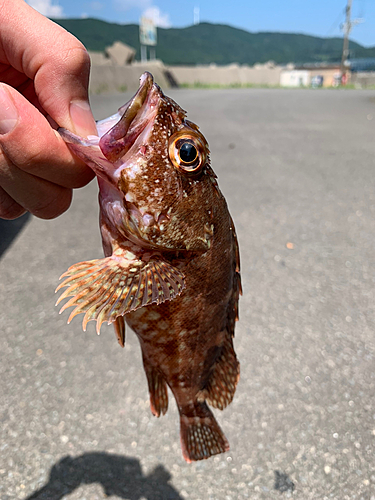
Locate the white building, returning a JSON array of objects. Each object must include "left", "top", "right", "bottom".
[{"left": 280, "top": 69, "right": 310, "bottom": 87}]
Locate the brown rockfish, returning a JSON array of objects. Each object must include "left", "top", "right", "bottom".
[{"left": 56, "top": 73, "right": 241, "bottom": 462}]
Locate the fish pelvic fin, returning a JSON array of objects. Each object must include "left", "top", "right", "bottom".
[
  {"left": 114, "top": 316, "right": 126, "bottom": 347},
  {"left": 197, "top": 335, "right": 240, "bottom": 411},
  {"left": 55, "top": 250, "right": 185, "bottom": 333},
  {"left": 144, "top": 363, "right": 169, "bottom": 417},
  {"left": 179, "top": 402, "right": 229, "bottom": 463}
]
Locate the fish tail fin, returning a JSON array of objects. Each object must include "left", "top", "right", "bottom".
[
  {"left": 55, "top": 251, "right": 185, "bottom": 333},
  {"left": 198, "top": 335, "right": 240, "bottom": 410},
  {"left": 143, "top": 361, "right": 169, "bottom": 417},
  {"left": 179, "top": 402, "right": 229, "bottom": 463}
]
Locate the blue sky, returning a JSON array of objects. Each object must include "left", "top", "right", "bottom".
[{"left": 27, "top": 0, "right": 375, "bottom": 47}]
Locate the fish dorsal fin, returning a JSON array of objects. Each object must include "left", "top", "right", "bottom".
[
  {"left": 55, "top": 251, "right": 185, "bottom": 333},
  {"left": 197, "top": 335, "right": 240, "bottom": 411}
]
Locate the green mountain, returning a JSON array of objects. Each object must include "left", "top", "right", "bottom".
[{"left": 51, "top": 18, "right": 375, "bottom": 66}]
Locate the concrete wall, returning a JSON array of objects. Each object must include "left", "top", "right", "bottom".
[
  {"left": 167, "top": 63, "right": 282, "bottom": 87},
  {"left": 88, "top": 43, "right": 283, "bottom": 92},
  {"left": 351, "top": 72, "right": 375, "bottom": 88},
  {"left": 89, "top": 51, "right": 112, "bottom": 66},
  {"left": 105, "top": 42, "right": 135, "bottom": 66},
  {"left": 89, "top": 58, "right": 283, "bottom": 94},
  {"left": 89, "top": 60, "right": 170, "bottom": 94},
  {"left": 88, "top": 43, "right": 375, "bottom": 93}
]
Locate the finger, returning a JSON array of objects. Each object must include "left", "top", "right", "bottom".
[
  {"left": 0, "top": 152, "right": 73, "bottom": 220},
  {"left": 0, "top": 0, "right": 97, "bottom": 136},
  {"left": 0, "top": 83, "right": 94, "bottom": 188},
  {"left": 0, "top": 184, "right": 26, "bottom": 220}
]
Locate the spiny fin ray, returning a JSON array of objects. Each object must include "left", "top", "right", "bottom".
[
  {"left": 56, "top": 254, "right": 185, "bottom": 332},
  {"left": 113, "top": 317, "right": 126, "bottom": 347}
]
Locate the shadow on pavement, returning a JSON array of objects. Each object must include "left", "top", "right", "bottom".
[
  {"left": 27, "top": 452, "right": 183, "bottom": 500},
  {"left": 0, "top": 213, "right": 31, "bottom": 258},
  {"left": 274, "top": 470, "right": 295, "bottom": 493}
]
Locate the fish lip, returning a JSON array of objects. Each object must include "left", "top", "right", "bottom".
[
  {"left": 95, "top": 72, "right": 155, "bottom": 139},
  {"left": 98, "top": 72, "right": 158, "bottom": 162},
  {"left": 118, "top": 72, "right": 154, "bottom": 117},
  {"left": 58, "top": 72, "right": 158, "bottom": 150},
  {"left": 116, "top": 72, "right": 154, "bottom": 135}
]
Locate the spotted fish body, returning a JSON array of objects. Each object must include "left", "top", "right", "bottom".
[{"left": 56, "top": 73, "right": 241, "bottom": 462}]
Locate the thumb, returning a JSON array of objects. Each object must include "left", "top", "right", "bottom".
[
  {"left": 34, "top": 44, "right": 98, "bottom": 137},
  {"left": 1, "top": 1, "right": 97, "bottom": 136}
]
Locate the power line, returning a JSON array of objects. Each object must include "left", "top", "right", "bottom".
[
  {"left": 357, "top": 0, "right": 365, "bottom": 19},
  {"left": 326, "top": 8, "right": 346, "bottom": 37}
]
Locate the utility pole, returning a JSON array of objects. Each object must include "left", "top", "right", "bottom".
[
  {"left": 340, "top": 0, "right": 352, "bottom": 81},
  {"left": 141, "top": 45, "right": 147, "bottom": 63},
  {"left": 194, "top": 7, "right": 200, "bottom": 25},
  {"left": 340, "top": 0, "right": 364, "bottom": 83}
]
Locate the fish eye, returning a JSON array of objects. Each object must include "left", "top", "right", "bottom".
[
  {"left": 179, "top": 142, "right": 198, "bottom": 164},
  {"left": 168, "top": 130, "right": 207, "bottom": 174}
]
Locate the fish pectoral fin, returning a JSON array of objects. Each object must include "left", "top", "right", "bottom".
[
  {"left": 197, "top": 335, "right": 240, "bottom": 410},
  {"left": 55, "top": 253, "right": 185, "bottom": 333},
  {"left": 179, "top": 402, "right": 229, "bottom": 463},
  {"left": 143, "top": 361, "right": 169, "bottom": 417}
]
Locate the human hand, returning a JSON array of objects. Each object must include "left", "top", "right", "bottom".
[{"left": 0, "top": 0, "right": 97, "bottom": 220}]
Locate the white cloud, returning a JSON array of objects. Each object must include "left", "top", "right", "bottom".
[
  {"left": 90, "top": 1, "right": 104, "bottom": 10},
  {"left": 142, "top": 6, "right": 171, "bottom": 28},
  {"left": 112, "top": 0, "right": 171, "bottom": 28},
  {"left": 113, "top": 0, "right": 151, "bottom": 11},
  {"left": 27, "top": 0, "right": 65, "bottom": 18}
]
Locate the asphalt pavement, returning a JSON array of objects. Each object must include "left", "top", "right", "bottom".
[{"left": 1, "top": 87, "right": 375, "bottom": 499}]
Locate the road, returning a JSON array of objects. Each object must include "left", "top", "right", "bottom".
[{"left": 1, "top": 87, "right": 375, "bottom": 499}]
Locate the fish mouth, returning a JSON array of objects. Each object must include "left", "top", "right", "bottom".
[{"left": 98, "top": 72, "right": 159, "bottom": 163}]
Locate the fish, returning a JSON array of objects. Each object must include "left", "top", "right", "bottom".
[{"left": 56, "top": 72, "right": 241, "bottom": 462}]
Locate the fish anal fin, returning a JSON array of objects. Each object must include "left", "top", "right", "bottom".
[
  {"left": 55, "top": 252, "right": 185, "bottom": 332},
  {"left": 114, "top": 316, "right": 126, "bottom": 347},
  {"left": 179, "top": 402, "right": 229, "bottom": 463},
  {"left": 197, "top": 336, "right": 240, "bottom": 411},
  {"left": 144, "top": 363, "right": 168, "bottom": 417}
]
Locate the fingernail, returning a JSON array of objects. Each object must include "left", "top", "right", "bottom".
[
  {"left": 69, "top": 100, "right": 97, "bottom": 136},
  {"left": 0, "top": 86, "right": 18, "bottom": 135}
]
